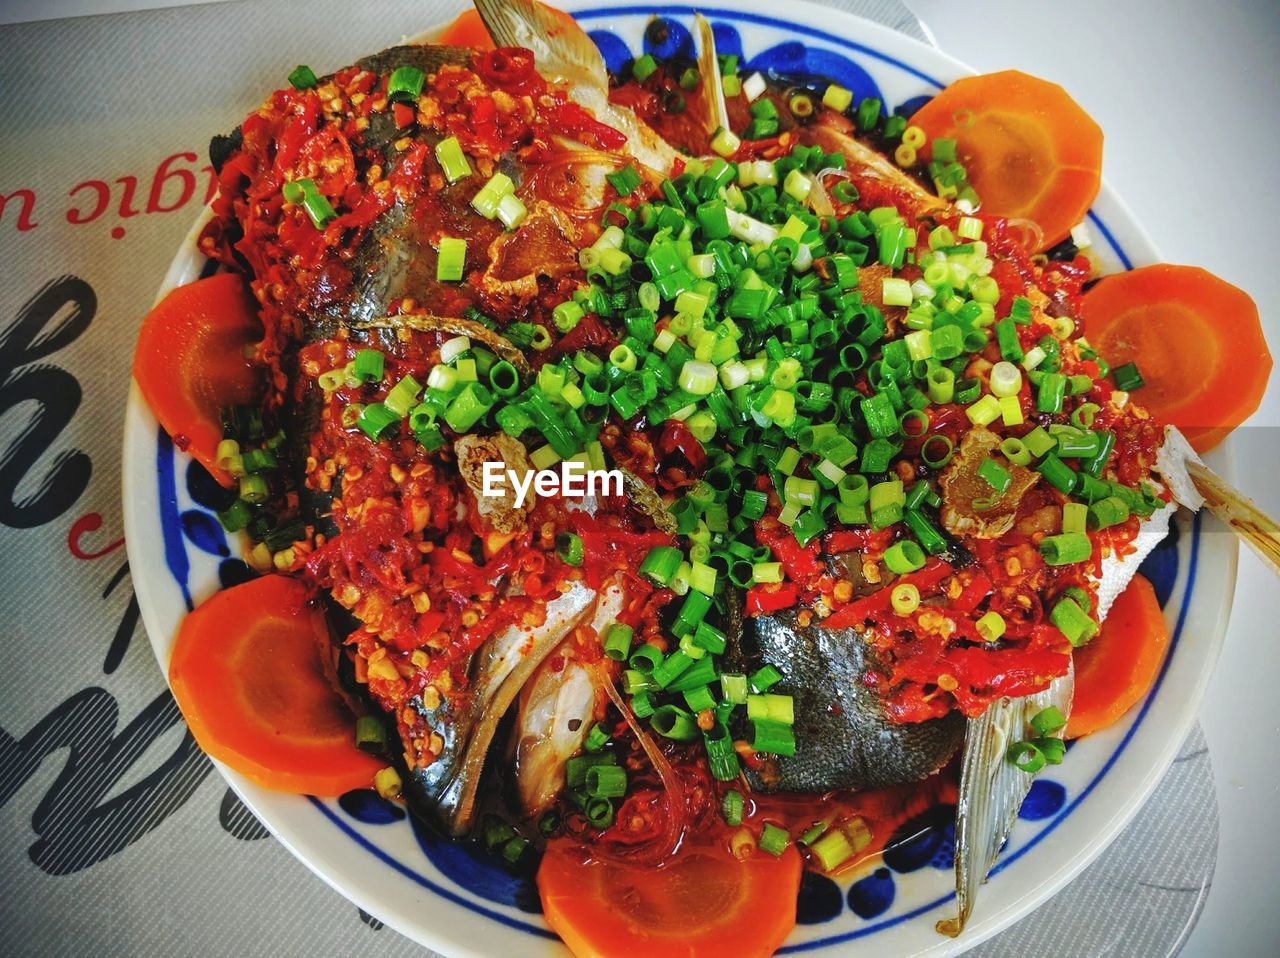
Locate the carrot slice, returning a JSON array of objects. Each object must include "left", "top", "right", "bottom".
[
  {"left": 133, "top": 273, "right": 263, "bottom": 486},
  {"left": 168, "top": 575, "right": 383, "bottom": 795},
  {"left": 1066, "top": 574, "right": 1169, "bottom": 739},
  {"left": 538, "top": 839, "right": 802, "bottom": 958},
  {"left": 1082, "top": 264, "right": 1271, "bottom": 453},
  {"left": 910, "top": 70, "right": 1103, "bottom": 250}
]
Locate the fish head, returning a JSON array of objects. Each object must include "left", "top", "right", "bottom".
[{"left": 402, "top": 580, "right": 597, "bottom": 835}]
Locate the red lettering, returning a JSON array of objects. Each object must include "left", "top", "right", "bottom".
[
  {"left": 116, "top": 175, "right": 141, "bottom": 217},
  {"left": 0, "top": 188, "right": 38, "bottom": 231},
  {"left": 68, "top": 512, "right": 125, "bottom": 560},
  {"left": 66, "top": 180, "right": 111, "bottom": 225},
  {"left": 146, "top": 151, "right": 198, "bottom": 214}
]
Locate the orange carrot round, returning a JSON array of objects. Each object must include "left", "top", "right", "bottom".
[
  {"left": 132, "top": 273, "right": 263, "bottom": 486},
  {"left": 538, "top": 839, "right": 802, "bottom": 958},
  {"left": 1066, "top": 574, "right": 1169, "bottom": 739},
  {"left": 168, "top": 575, "right": 383, "bottom": 795},
  {"left": 1082, "top": 264, "right": 1271, "bottom": 453},
  {"left": 910, "top": 70, "right": 1103, "bottom": 250}
]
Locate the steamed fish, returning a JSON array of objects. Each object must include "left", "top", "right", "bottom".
[{"left": 189, "top": 5, "right": 1238, "bottom": 952}]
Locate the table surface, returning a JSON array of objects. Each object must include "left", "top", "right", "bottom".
[{"left": 5, "top": 1, "right": 1277, "bottom": 955}]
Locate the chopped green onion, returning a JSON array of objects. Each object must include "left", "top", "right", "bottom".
[
  {"left": 602, "top": 623, "right": 633, "bottom": 661},
  {"left": 751, "top": 718, "right": 795, "bottom": 756},
  {"left": 1030, "top": 706, "right": 1067, "bottom": 736},
  {"left": 632, "top": 53, "right": 658, "bottom": 82},
  {"left": 555, "top": 531, "right": 584, "bottom": 566},
  {"left": 1039, "top": 532, "right": 1092, "bottom": 566},
  {"left": 711, "top": 126, "right": 741, "bottom": 158},
  {"left": 434, "top": 136, "right": 472, "bottom": 183},
  {"left": 1088, "top": 495, "right": 1130, "bottom": 530},
  {"left": 287, "top": 65, "right": 317, "bottom": 89},
  {"left": 1062, "top": 501, "right": 1088, "bottom": 535},
  {"left": 759, "top": 823, "right": 790, "bottom": 857},
  {"left": 584, "top": 722, "right": 610, "bottom": 752},
  {"left": 387, "top": 65, "right": 425, "bottom": 103},
  {"left": 977, "top": 457, "right": 1012, "bottom": 496},
  {"left": 606, "top": 165, "right": 643, "bottom": 197},
  {"left": 301, "top": 188, "right": 337, "bottom": 229},
  {"left": 639, "top": 545, "right": 682, "bottom": 586},
  {"left": 651, "top": 704, "right": 699, "bottom": 741},
  {"left": 750, "top": 664, "right": 783, "bottom": 692},
  {"left": 966, "top": 395, "right": 1002, "bottom": 427},
  {"left": 746, "top": 692, "right": 795, "bottom": 725},
  {"left": 722, "top": 789, "right": 745, "bottom": 826},
  {"left": 436, "top": 236, "right": 466, "bottom": 282},
  {"left": 355, "top": 715, "right": 387, "bottom": 752},
  {"left": 357, "top": 403, "right": 400, "bottom": 441},
  {"left": 585, "top": 764, "right": 627, "bottom": 798},
  {"left": 1050, "top": 596, "right": 1098, "bottom": 646},
  {"left": 496, "top": 193, "right": 528, "bottom": 230},
  {"left": 1007, "top": 739, "right": 1045, "bottom": 773},
  {"left": 721, "top": 673, "right": 749, "bottom": 705},
  {"left": 882, "top": 540, "right": 925, "bottom": 574},
  {"left": 1112, "top": 361, "right": 1144, "bottom": 391},
  {"left": 353, "top": 348, "right": 384, "bottom": 383},
  {"left": 976, "top": 610, "right": 1005, "bottom": 642},
  {"left": 891, "top": 582, "right": 920, "bottom": 614}
]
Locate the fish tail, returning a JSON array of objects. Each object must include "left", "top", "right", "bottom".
[{"left": 942, "top": 667, "right": 1073, "bottom": 937}]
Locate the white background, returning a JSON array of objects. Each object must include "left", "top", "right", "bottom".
[{"left": 4, "top": 0, "right": 1276, "bottom": 955}]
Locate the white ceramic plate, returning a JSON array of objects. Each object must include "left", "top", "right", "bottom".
[{"left": 122, "top": 1, "right": 1239, "bottom": 954}]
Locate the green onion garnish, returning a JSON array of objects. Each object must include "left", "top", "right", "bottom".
[
  {"left": 722, "top": 789, "right": 745, "bottom": 826},
  {"left": 759, "top": 823, "right": 790, "bottom": 856},
  {"left": 436, "top": 236, "right": 466, "bottom": 282},
  {"left": 1039, "top": 532, "right": 1092, "bottom": 566},
  {"left": 434, "top": 136, "right": 472, "bottom": 184},
  {"left": 555, "top": 531, "right": 584, "bottom": 566},
  {"left": 387, "top": 65, "right": 425, "bottom": 103},
  {"left": 287, "top": 64, "right": 317, "bottom": 89},
  {"left": 1112, "top": 361, "right": 1144, "bottom": 391}
]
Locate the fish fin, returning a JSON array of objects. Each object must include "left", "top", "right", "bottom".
[
  {"left": 435, "top": 581, "right": 597, "bottom": 835},
  {"left": 472, "top": 0, "right": 607, "bottom": 90},
  {"left": 1155, "top": 426, "right": 1206, "bottom": 511},
  {"left": 514, "top": 580, "right": 624, "bottom": 815},
  {"left": 695, "top": 13, "right": 731, "bottom": 137},
  {"left": 799, "top": 123, "right": 947, "bottom": 214},
  {"left": 944, "top": 665, "right": 1074, "bottom": 937}
]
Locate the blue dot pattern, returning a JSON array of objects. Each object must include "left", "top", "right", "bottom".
[{"left": 848, "top": 868, "right": 896, "bottom": 919}]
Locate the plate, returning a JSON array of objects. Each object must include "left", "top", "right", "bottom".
[{"left": 121, "top": 1, "right": 1239, "bottom": 954}]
